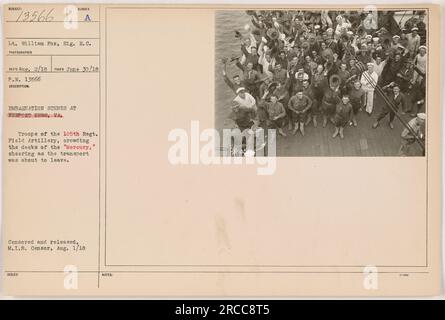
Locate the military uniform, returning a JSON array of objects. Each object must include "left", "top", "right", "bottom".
[
  {"left": 321, "top": 87, "right": 341, "bottom": 117},
  {"left": 265, "top": 101, "right": 287, "bottom": 129},
  {"left": 288, "top": 94, "right": 312, "bottom": 123},
  {"left": 376, "top": 90, "right": 405, "bottom": 123},
  {"left": 229, "top": 108, "right": 257, "bottom": 132},
  {"left": 398, "top": 116, "right": 424, "bottom": 156},
  {"left": 360, "top": 69, "right": 379, "bottom": 114},
  {"left": 349, "top": 87, "right": 365, "bottom": 114},
  {"left": 334, "top": 101, "right": 352, "bottom": 127}
]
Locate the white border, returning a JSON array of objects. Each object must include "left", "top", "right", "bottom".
[{"left": 0, "top": 0, "right": 443, "bottom": 299}]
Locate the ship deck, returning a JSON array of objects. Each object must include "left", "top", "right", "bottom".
[
  {"left": 217, "top": 93, "right": 424, "bottom": 157},
  {"left": 273, "top": 93, "right": 424, "bottom": 157}
]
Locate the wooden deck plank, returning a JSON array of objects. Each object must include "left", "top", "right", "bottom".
[
  {"left": 345, "top": 118, "right": 362, "bottom": 156},
  {"left": 328, "top": 123, "right": 344, "bottom": 156}
]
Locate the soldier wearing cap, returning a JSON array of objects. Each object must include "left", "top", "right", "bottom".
[
  {"left": 371, "top": 55, "right": 387, "bottom": 80},
  {"left": 391, "top": 34, "right": 400, "bottom": 47},
  {"left": 363, "top": 11, "right": 378, "bottom": 33},
  {"left": 292, "top": 68, "right": 309, "bottom": 96},
  {"left": 396, "top": 59, "right": 415, "bottom": 93},
  {"left": 228, "top": 101, "right": 258, "bottom": 132},
  {"left": 259, "top": 90, "right": 287, "bottom": 136},
  {"left": 332, "top": 94, "right": 353, "bottom": 139},
  {"left": 320, "top": 75, "right": 341, "bottom": 127},
  {"left": 337, "top": 62, "right": 350, "bottom": 91},
  {"left": 372, "top": 82, "right": 406, "bottom": 129},
  {"left": 271, "top": 63, "right": 288, "bottom": 87},
  {"left": 325, "top": 35, "right": 338, "bottom": 53},
  {"left": 348, "top": 80, "right": 366, "bottom": 127},
  {"left": 347, "top": 58, "right": 360, "bottom": 78},
  {"left": 275, "top": 50, "right": 289, "bottom": 70},
  {"left": 320, "top": 41, "right": 334, "bottom": 63},
  {"left": 237, "top": 61, "right": 261, "bottom": 98},
  {"left": 334, "top": 15, "right": 351, "bottom": 34},
  {"left": 240, "top": 43, "right": 260, "bottom": 70},
  {"left": 325, "top": 27, "right": 334, "bottom": 37},
  {"left": 234, "top": 87, "right": 257, "bottom": 111},
  {"left": 360, "top": 62, "right": 379, "bottom": 114},
  {"left": 390, "top": 35, "right": 407, "bottom": 55},
  {"left": 271, "top": 82, "right": 291, "bottom": 129},
  {"left": 406, "top": 27, "right": 421, "bottom": 57},
  {"left": 258, "top": 49, "right": 274, "bottom": 78},
  {"left": 398, "top": 113, "right": 425, "bottom": 156},
  {"left": 381, "top": 52, "right": 404, "bottom": 86},
  {"left": 356, "top": 43, "right": 372, "bottom": 65},
  {"left": 412, "top": 45, "right": 426, "bottom": 84},
  {"left": 365, "top": 34, "right": 373, "bottom": 44},
  {"left": 303, "top": 55, "right": 318, "bottom": 76}
]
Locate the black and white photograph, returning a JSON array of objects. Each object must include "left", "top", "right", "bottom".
[{"left": 215, "top": 9, "right": 428, "bottom": 156}]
